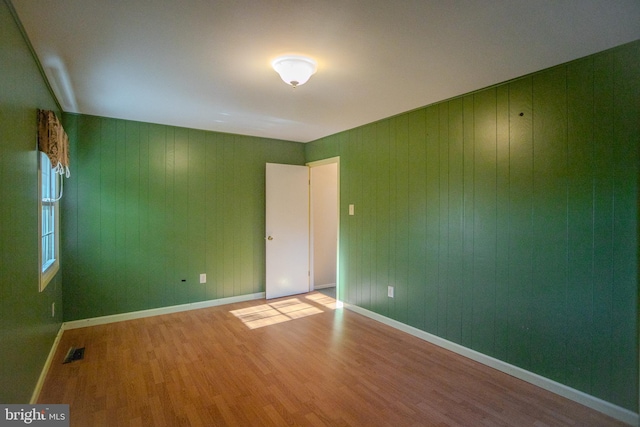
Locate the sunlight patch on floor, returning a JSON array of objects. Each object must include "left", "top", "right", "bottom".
[
  {"left": 305, "top": 293, "right": 339, "bottom": 309},
  {"left": 230, "top": 297, "right": 331, "bottom": 329}
]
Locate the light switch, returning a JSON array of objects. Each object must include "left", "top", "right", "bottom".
[
  {"left": 349, "top": 204, "right": 355, "bottom": 215},
  {"left": 200, "top": 273, "right": 206, "bottom": 284}
]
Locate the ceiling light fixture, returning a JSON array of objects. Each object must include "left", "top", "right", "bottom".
[{"left": 271, "top": 55, "right": 317, "bottom": 88}]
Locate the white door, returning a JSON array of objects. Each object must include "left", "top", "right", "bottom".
[{"left": 265, "top": 163, "right": 309, "bottom": 299}]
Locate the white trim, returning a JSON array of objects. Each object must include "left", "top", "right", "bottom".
[
  {"left": 306, "top": 156, "right": 340, "bottom": 301},
  {"left": 306, "top": 156, "right": 340, "bottom": 168},
  {"left": 343, "top": 303, "right": 639, "bottom": 427},
  {"left": 313, "top": 283, "right": 336, "bottom": 290},
  {"left": 63, "top": 292, "right": 265, "bottom": 330},
  {"left": 31, "top": 325, "right": 64, "bottom": 404}
]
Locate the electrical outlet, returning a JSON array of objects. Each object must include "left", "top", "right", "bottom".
[
  {"left": 51, "top": 302, "right": 55, "bottom": 317},
  {"left": 200, "top": 273, "right": 206, "bottom": 284},
  {"left": 388, "top": 286, "right": 394, "bottom": 298}
]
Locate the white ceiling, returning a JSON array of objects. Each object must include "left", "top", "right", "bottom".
[{"left": 11, "top": 0, "right": 640, "bottom": 143}]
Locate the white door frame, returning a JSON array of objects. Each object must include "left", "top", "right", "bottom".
[{"left": 307, "top": 157, "right": 340, "bottom": 299}]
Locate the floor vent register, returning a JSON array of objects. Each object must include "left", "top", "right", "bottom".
[{"left": 62, "top": 346, "right": 85, "bottom": 364}]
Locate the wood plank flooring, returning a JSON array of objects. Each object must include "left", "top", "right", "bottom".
[{"left": 38, "top": 292, "right": 626, "bottom": 426}]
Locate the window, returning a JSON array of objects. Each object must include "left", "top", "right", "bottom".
[{"left": 39, "top": 151, "right": 60, "bottom": 291}]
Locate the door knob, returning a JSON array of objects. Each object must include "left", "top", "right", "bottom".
[{"left": 267, "top": 236, "right": 273, "bottom": 240}]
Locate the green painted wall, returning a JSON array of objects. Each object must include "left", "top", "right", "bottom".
[
  {"left": 306, "top": 41, "right": 640, "bottom": 412},
  {"left": 61, "top": 114, "right": 305, "bottom": 321},
  {"left": 0, "top": 0, "right": 64, "bottom": 403}
]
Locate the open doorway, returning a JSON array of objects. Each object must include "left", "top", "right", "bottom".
[{"left": 308, "top": 157, "right": 339, "bottom": 300}]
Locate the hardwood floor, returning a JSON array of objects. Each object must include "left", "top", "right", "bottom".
[{"left": 38, "top": 292, "right": 626, "bottom": 426}]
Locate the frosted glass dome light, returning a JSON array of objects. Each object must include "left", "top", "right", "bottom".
[{"left": 271, "top": 55, "right": 317, "bottom": 88}]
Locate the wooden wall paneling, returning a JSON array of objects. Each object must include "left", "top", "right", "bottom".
[
  {"left": 77, "top": 115, "right": 103, "bottom": 318},
  {"left": 460, "top": 95, "right": 475, "bottom": 348},
  {"left": 371, "top": 123, "right": 385, "bottom": 310},
  {"left": 235, "top": 134, "right": 248, "bottom": 297},
  {"left": 163, "top": 126, "right": 177, "bottom": 306},
  {"left": 346, "top": 129, "right": 360, "bottom": 306},
  {"left": 610, "top": 42, "right": 639, "bottom": 411},
  {"left": 172, "top": 127, "right": 190, "bottom": 305},
  {"left": 7, "top": 116, "right": 35, "bottom": 290},
  {"left": 348, "top": 128, "right": 361, "bottom": 306},
  {"left": 360, "top": 127, "right": 372, "bottom": 305},
  {"left": 494, "top": 84, "right": 511, "bottom": 361},
  {"left": 565, "top": 57, "right": 595, "bottom": 395},
  {"left": 235, "top": 136, "right": 256, "bottom": 297},
  {"left": 187, "top": 129, "right": 206, "bottom": 302},
  {"left": 336, "top": 133, "right": 349, "bottom": 304},
  {"left": 228, "top": 135, "right": 248, "bottom": 295},
  {"left": 165, "top": 127, "right": 180, "bottom": 303},
  {"left": 407, "top": 109, "right": 427, "bottom": 331},
  {"left": 361, "top": 124, "right": 376, "bottom": 311},
  {"left": 394, "top": 114, "right": 410, "bottom": 325},
  {"left": 217, "top": 133, "right": 229, "bottom": 298},
  {"left": 424, "top": 105, "right": 440, "bottom": 333},
  {"left": 530, "top": 67, "right": 568, "bottom": 382},
  {"left": 112, "top": 117, "right": 127, "bottom": 318},
  {"left": 99, "top": 118, "right": 119, "bottom": 315},
  {"left": 204, "top": 132, "right": 221, "bottom": 300},
  {"left": 338, "top": 133, "right": 351, "bottom": 303},
  {"left": 355, "top": 126, "right": 365, "bottom": 307},
  {"left": 61, "top": 114, "right": 80, "bottom": 321},
  {"left": 124, "top": 120, "right": 144, "bottom": 312},
  {"left": 437, "top": 102, "right": 450, "bottom": 337},
  {"left": 385, "top": 121, "right": 398, "bottom": 320},
  {"left": 373, "top": 120, "right": 391, "bottom": 317},
  {"left": 68, "top": 116, "right": 85, "bottom": 318},
  {"left": 0, "top": 118, "right": 4, "bottom": 350},
  {"left": 445, "top": 98, "right": 464, "bottom": 344},
  {"left": 118, "top": 119, "right": 131, "bottom": 312},
  {"left": 230, "top": 136, "right": 244, "bottom": 297},
  {"left": 304, "top": 134, "right": 334, "bottom": 164},
  {"left": 250, "top": 138, "right": 266, "bottom": 295},
  {"left": 138, "top": 124, "right": 151, "bottom": 308},
  {"left": 222, "top": 134, "right": 235, "bottom": 298},
  {"left": 230, "top": 136, "right": 244, "bottom": 296},
  {"left": 505, "top": 76, "right": 534, "bottom": 371},
  {"left": 0, "top": 135, "right": 9, "bottom": 326},
  {"left": 148, "top": 124, "right": 170, "bottom": 308},
  {"left": 585, "top": 48, "right": 616, "bottom": 406},
  {"left": 471, "top": 88, "right": 498, "bottom": 357}
]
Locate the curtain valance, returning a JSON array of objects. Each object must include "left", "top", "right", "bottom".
[{"left": 37, "top": 109, "right": 70, "bottom": 177}]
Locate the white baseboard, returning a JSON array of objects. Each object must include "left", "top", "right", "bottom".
[
  {"left": 63, "top": 292, "right": 265, "bottom": 330},
  {"left": 313, "top": 283, "right": 336, "bottom": 290},
  {"left": 343, "top": 303, "right": 639, "bottom": 427},
  {"left": 31, "top": 325, "right": 64, "bottom": 404}
]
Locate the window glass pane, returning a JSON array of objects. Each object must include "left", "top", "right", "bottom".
[{"left": 40, "top": 152, "right": 58, "bottom": 276}]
